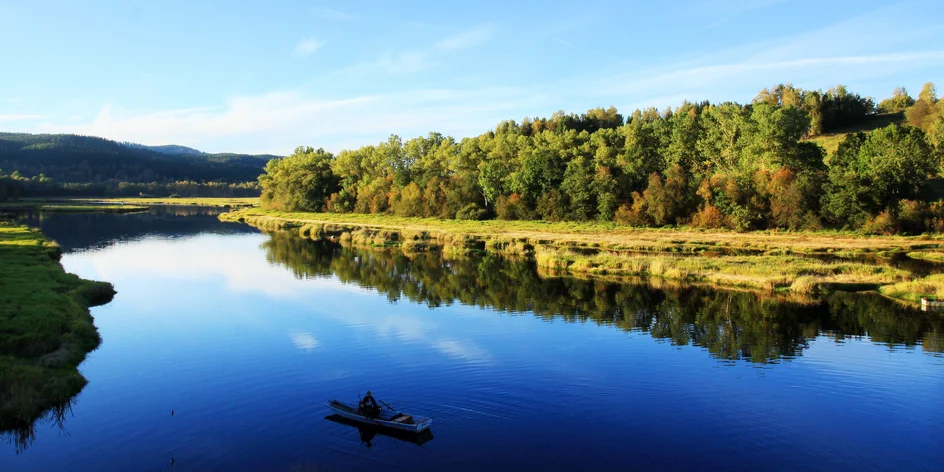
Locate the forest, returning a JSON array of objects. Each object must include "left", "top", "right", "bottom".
[
  {"left": 0, "top": 133, "right": 274, "bottom": 199},
  {"left": 259, "top": 82, "right": 944, "bottom": 233}
]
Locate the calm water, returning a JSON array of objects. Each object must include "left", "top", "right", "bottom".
[{"left": 3, "top": 207, "right": 943, "bottom": 471}]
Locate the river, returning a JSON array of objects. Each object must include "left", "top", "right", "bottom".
[{"left": 3, "top": 206, "right": 943, "bottom": 471}]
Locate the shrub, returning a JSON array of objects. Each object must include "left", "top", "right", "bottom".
[
  {"left": 861, "top": 209, "right": 899, "bottom": 235},
  {"left": 898, "top": 199, "right": 929, "bottom": 234},
  {"left": 393, "top": 182, "right": 423, "bottom": 217},
  {"left": 613, "top": 197, "right": 648, "bottom": 226},
  {"left": 927, "top": 200, "right": 944, "bottom": 232},
  {"left": 536, "top": 190, "right": 564, "bottom": 221},
  {"left": 495, "top": 193, "right": 531, "bottom": 220},
  {"left": 456, "top": 203, "right": 487, "bottom": 221},
  {"left": 691, "top": 204, "right": 730, "bottom": 229}
]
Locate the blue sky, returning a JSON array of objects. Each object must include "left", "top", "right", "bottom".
[{"left": 1, "top": 0, "right": 942, "bottom": 154}]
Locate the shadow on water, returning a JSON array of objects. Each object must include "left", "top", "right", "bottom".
[
  {"left": 325, "top": 415, "right": 435, "bottom": 448},
  {"left": 262, "top": 231, "right": 944, "bottom": 364}
]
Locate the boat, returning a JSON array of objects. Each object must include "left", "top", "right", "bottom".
[{"left": 325, "top": 400, "right": 433, "bottom": 433}]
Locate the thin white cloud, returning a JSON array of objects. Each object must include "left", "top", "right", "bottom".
[
  {"left": 601, "top": 51, "right": 944, "bottom": 97},
  {"left": 292, "top": 38, "right": 325, "bottom": 58},
  {"left": 0, "top": 114, "right": 46, "bottom": 122},
  {"left": 311, "top": 6, "right": 355, "bottom": 21},
  {"left": 39, "top": 86, "right": 544, "bottom": 154},
  {"left": 377, "top": 51, "right": 435, "bottom": 74},
  {"left": 436, "top": 25, "right": 494, "bottom": 51},
  {"left": 3, "top": 97, "right": 27, "bottom": 104}
]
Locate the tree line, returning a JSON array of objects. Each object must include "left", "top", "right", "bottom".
[
  {"left": 260, "top": 82, "right": 944, "bottom": 233},
  {"left": 0, "top": 170, "right": 259, "bottom": 201}
]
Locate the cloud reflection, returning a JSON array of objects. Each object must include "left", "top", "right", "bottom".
[
  {"left": 72, "top": 233, "right": 491, "bottom": 363},
  {"left": 290, "top": 332, "right": 319, "bottom": 351}
]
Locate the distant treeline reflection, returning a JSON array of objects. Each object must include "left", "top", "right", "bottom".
[{"left": 263, "top": 231, "right": 944, "bottom": 363}]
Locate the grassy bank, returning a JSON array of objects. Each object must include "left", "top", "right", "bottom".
[
  {"left": 0, "top": 221, "right": 115, "bottom": 442},
  {"left": 78, "top": 197, "right": 259, "bottom": 207},
  {"left": 221, "top": 207, "right": 944, "bottom": 303},
  {"left": 0, "top": 201, "right": 148, "bottom": 213}
]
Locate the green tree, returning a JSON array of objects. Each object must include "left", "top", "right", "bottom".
[{"left": 259, "top": 146, "right": 338, "bottom": 211}]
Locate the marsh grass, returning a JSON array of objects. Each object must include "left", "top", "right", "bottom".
[
  {"left": 0, "top": 222, "right": 115, "bottom": 439},
  {"left": 221, "top": 208, "right": 944, "bottom": 304},
  {"left": 878, "top": 274, "right": 944, "bottom": 303},
  {"left": 223, "top": 208, "right": 944, "bottom": 254}
]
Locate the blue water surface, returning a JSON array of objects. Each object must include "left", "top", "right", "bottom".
[{"left": 2, "top": 208, "right": 942, "bottom": 471}]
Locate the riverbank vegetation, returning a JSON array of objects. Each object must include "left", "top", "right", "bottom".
[
  {"left": 0, "top": 221, "right": 115, "bottom": 449},
  {"left": 222, "top": 207, "right": 944, "bottom": 303},
  {"left": 257, "top": 82, "right": 944, "bottom": 235}
]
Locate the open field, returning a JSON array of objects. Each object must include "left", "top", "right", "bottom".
[
  {"left": 0, "top": 221, "right": 115, "bottom": 441},
  {"left": 221, "top": 207, "right": 944, "bottom": 304}
]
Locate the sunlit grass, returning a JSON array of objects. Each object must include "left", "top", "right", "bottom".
[
  {"left": 223, "top": 207, "right": 944, "bottom": 253},
  {"left": 222, "top": 208, "right": 944, "bottom": 304},
  {"left": 879, "top": 274, "right": 944, "bottom": 304}
]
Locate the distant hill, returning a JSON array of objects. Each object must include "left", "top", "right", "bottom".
[
  {"left": 122, "top": 142, "right": 204, "bottom": 156},
  {"left": 0, "top": 133, "right": 280, "bottom": 183}
]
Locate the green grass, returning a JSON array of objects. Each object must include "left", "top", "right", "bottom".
[
  {"left": 879, "top": 274, "right": 944, "bottom": 304},
  {"left": 0, "top": 221, "right": 115, "bottom": 441},
  {"left": 804, "top": 112, "right": 905, "bottom": 156},
  {"left": 0, "top": 200, "right": 148, "bottom": 213},
  {"left": 223, "top": 207, "right": 944, "bottom": 305}
]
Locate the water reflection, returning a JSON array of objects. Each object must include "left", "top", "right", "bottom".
[
  {"left": 324, "top": 415, "right": 435, "bottom": 448},
  {"left": 2, "top": 399, "right": 76, "bottom": 454},
  {"left": 2, "top": 207, "right": 256, "bottom": 453},
  {"left": 262, "top": 231, "right": 944, "bottom": 364},
  {"left": 15, "top": 205, "right": 257, "bottom": 252}
]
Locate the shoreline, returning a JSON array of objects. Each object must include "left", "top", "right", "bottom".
[
  {"left": 0, "top": 221, "right": 115, "bottom": 447},
  {"left": 221, "top": 208, "right": 944, "bottom": 306}
]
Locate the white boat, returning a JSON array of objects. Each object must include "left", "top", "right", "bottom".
[{"left": 325, "top": 400, "right": 433, "bottom": 433}]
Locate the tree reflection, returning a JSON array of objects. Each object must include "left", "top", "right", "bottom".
[{"left": 263, "top": 231, "right": 944, "bottom": 363}]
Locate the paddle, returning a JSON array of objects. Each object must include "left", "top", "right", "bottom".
[{"left": 378, "top": 398, "right": 398, "bottom": 412}]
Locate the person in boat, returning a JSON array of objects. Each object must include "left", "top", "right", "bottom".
[{"left": 359, "top": 391, "right": 381, "bottom": 418}]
